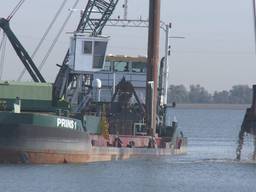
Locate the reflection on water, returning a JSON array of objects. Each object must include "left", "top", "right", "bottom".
[{"left": 0, "top": 109, "right": 255, "bottom": 192}]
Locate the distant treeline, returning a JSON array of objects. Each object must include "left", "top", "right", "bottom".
[{"left": 167, "top": 84, "right": 253, "bottom": 104}]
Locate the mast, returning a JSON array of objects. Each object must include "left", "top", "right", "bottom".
[
  {"left": 146, "top": 0, "right": 160, "bottom": 136},
  {"left": 253, "top": 0, "right": 256, "bottom": 53},
  {"left": 123, "top": 0, "right": 128, "bottom": 20}
]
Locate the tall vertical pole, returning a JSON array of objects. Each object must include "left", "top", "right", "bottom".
[
  {"left": 253, "top": 0, "right": 256, "bottom": 53},
  {"left": 146, "top": 0, "right": 161, "bottom": 136},
  {"left": 123, "top": 0, "right": 128, "bottom": 20},
  {"left": 163, "top": 24, "right": 170, "bottom": 105},
  {"left": 253, "top": 135, "right": 256, "bottom": 160}
]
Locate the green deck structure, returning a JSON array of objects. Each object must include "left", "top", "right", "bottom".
[{"left": 0, "top": 81, "right": 60, "bottom": 111}]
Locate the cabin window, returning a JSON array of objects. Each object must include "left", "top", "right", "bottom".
[
  {"left": 83, "top": 41, "right": 92, "bottom": 54},
  {"left": 132, "top": 62, "right": 146, "bottom": 72},
  {"left": 103, "top": 61, "right": 111, "bottom": 71},
  {"left": 114, "top": 61, "right": 129, "bottom": 72},
  {"left": 93, "top": 41, "right": 107, "bottom": 68}
]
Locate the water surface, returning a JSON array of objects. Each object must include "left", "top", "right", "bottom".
[{"left": 0, "top": 109, "right": 255, "bottom": 192}]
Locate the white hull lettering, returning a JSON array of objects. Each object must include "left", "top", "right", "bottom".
[{"left": 57, "top": 118, "right": 76, "bottom": 129}]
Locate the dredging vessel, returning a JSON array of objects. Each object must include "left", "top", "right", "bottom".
[{"left": 0, "top": 0, "right": 187, "bottom": 164}]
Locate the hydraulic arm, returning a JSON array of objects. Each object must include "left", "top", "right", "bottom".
[{"left": 0, "top": 18, "right": 45, "bottom": 82}]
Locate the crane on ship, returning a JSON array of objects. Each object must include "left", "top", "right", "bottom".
[
  {"left": 0, "top": 0, "right": 178, "bottom": 141},
  {"left": 0, "top": 0, "right": 119, "bottom": 111},
  {"left": 53, "top": 0, "right": 119, "bottom": 105}
]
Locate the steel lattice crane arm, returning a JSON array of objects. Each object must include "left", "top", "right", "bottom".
[
  {"left": 77, "top": 0, "right": 119, "bottom": 35},
  {"left": 0, "top": 18, "right": 45, "bottom": 82}
]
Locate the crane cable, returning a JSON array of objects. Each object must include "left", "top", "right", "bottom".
[
  {"left": 0, "top": 32, "right": 4, "bottom": 50},
  {"left": 0, "top": 33, "right": 7, "bottom": 80},
  {"left": 7, "top": 0, "right": 25, "bottom": 21},
  {"left": 0, "top": 0, "right": 25, "bottom": 80},
  {"left": 18, "top": 0, "right": 68, "bottom": 81},
  {"left": 38, "top": 0, "right": 80, "bottom": 71}
]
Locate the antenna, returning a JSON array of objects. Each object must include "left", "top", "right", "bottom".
[
  {"left": 253, "top": 0, "right": 256, "bottom": 53},
  {"left": 122, "top": 0, "right": 128, "bottom": 20}
]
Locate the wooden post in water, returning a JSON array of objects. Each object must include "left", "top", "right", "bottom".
[{"left": 146, "top": 0, "right": 161, "bottom": 136}]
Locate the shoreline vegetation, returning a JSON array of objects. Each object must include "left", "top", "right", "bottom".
[
  {"left": 168, "top": 84, "right": 252, "bottom": 105},
  {"left": 167, "top": 103, "right": 250, "bottom": 110}
]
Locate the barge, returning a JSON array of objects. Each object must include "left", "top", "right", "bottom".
[
  {"left": 0, "top": 0, "right": 187, "bottom": 164},
  {"left": 0, "top": 80, "right": 186, "bottom": 164}
]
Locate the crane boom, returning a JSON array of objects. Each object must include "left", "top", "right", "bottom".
[
  {"left": 77, "top": 0, "right": 119, "bottom": 35},
  {"left": 0, "top": 18, "right": 45, "bottom": 82}
]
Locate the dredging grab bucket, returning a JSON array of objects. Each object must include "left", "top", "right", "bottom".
[{"left": 236, "top": 85, "right": 256, "bottom": 160}]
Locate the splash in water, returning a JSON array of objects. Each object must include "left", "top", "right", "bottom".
[
  {"left": 236, "top": 130, "right": 244, "bottom": 161},
  {"left": 236, "top": 128, "right": 256, "bottom": 161}
]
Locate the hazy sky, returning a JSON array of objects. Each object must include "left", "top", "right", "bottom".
[{"left": 0, "top": 0, "right": 255, "bottom": 92}]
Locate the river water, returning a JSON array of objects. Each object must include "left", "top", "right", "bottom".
[{"left": 0, "top": 109, "right": 255, "bottom": 192}]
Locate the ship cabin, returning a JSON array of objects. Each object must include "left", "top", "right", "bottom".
[
  {"left": 93, "top": 55, "right": 147, "bottom": 103},
  {"left": 104, "top": 55, "right": 147, "bottom": 73}
]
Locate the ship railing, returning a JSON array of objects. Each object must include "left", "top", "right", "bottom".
[{"left": 84, "top": 112, "right": 106, "bottom": 117}]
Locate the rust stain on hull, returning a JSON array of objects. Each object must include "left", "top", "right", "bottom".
[
  {"left": 0, "top": 144, "right": 187, "bottom": 164},
  {"left": 0, "top": 149, "right": 89, "bottom": 164},
  {"left": 0, "top": 150, "right": 132, "bottom": 164}
]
